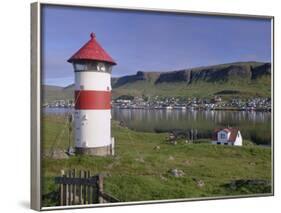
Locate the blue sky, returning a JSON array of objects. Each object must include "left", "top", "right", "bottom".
[{"left": 42, "top": 5, "right": 272, "bottom": 86}]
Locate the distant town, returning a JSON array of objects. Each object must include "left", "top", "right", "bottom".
[{"left": 43, "top": 96, "right": 271, "bottom": 112}]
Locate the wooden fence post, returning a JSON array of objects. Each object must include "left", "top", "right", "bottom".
[
  {"left": 87, "top": 171, "right": 89, "bottom": 204},
  {"left": 60, "top": 170, "right": 65, "bottom": 206},
  {"left": 73, "top": 169, "right": 76, "bottom": 205},
  {"left": 65, "top": 171, "right": 68, "bottom": 205},
  {"left": 69, "top": 170, "right": 72, "bottom": 205},
  {"left": 83, "top": 170, "right": 87, "bottom": 204},
  {"left": 79, "top": 170, "right": 83, "bottom": 204},
  {"left": 98, "top": 174, "right": 104, "bottom": 203}
]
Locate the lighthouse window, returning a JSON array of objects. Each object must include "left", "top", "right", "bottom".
[
  {"left": 107, "top": 66, "right": 113, "bottom": 73},
  {"left": 87, "top": 62, "right": 98, "bottom": 70},
  {"left": 73, "top": 62, "right": 98, "bottom": 71},
  {"left": 97, "top": 63, "right": 106, "bottom": 72},
  {"left": 73, "top": 61, "right": 112, "bottom": 73},
  {"left": 73, "top": 63, "right": 87, "bottom": 71}
]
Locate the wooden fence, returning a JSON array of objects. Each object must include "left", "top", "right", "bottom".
[{"left": 55, "top": 169, "right": 119, "bottom": 206}]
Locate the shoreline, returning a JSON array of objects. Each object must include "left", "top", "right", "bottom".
[{"left": 43, "top": 106, "right": 271, "bottom": 113}]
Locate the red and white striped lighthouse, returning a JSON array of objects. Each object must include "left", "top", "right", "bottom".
[{"left": 67, "top": 33, "right": 116, "bottom": 156}]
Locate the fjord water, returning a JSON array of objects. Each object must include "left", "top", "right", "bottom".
[
  {"left": 112, "top": 109, "right": 271, "bottom": 145},
  {"left": 44, "top": 108, "right": 271, "bottom": 145}
]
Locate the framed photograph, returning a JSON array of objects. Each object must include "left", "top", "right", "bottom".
[{"left": 31, "top": 1, "right": 274, "bottom": 211}]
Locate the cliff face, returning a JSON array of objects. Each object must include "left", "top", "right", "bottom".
[
  {"left": 112, "top": 62, "right": 271, "bottom": 87},
  {"left": 43, "top": 61, "right": 271, "bottom": 101},
  {"left": 251, "top": 63, "right": 271, "bottom": 79},
  {"left": 113, "top": 71, "right": 161, "bottom": 87}
]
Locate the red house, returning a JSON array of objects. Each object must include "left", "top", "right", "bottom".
[{"left": 211, "top": 128, "right": 243, "bottom": 146}]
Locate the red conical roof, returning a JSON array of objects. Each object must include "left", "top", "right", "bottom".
[{"left": 67, "top": 33, "right": 117, "bottom": 65}]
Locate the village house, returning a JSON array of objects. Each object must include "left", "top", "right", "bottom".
[{"left": 211, "top": 128, "right": 243, "bottom": 146}]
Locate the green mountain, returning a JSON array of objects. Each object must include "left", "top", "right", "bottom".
[
  {"left": 42, "top": 85, "right": 73, "bottom": 103},
  {"left": 112, "top": 61, "right": 271, "bottom": 99},
  {"left": 43, "top": 61, "right": 271, "bottom": 102}
]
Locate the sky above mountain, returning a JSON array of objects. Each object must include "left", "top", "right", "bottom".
[{"left": 42, "top": 4, "right": 272, "bottom": 86}]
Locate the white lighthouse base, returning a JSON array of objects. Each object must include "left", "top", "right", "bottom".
[
  {"left": 75, "top": 137, "right": 115, "bottom": 156},
  {"left": 76, "top": 145, "right": 111, "bottom": 156}
]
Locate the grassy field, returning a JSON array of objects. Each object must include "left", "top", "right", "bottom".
[
  {"left": 42, "top": 115, "right": 272, "bottom": 207},
  {"left": 112, "top": 78, "right": 271, "bottom": 99}
]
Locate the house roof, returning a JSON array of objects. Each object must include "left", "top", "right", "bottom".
[
  {"left": 67, "top": 33, "right": 117, "bottom": 65},
  {"left": 212, "top": 128, "right": 239, "bottom": 142}
]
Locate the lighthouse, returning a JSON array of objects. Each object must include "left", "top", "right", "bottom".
[{"left": 67, "top": 33, "right": 116, "bottom": 156}]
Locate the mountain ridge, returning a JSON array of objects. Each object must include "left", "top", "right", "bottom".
[
  {"left": 113, "top": 61, "right": 270, "bottom": 86},
  {"left": 43, "top": 61, "right": 271, "bottom": 102}
]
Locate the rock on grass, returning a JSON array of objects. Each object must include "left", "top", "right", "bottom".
[{"left": 170, "top": 169, "right": 185, "bottom": 177}]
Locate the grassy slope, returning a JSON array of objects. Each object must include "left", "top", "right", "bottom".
[
  {"left": 42, "top": 86, "right": 72, "bottom": 103},
  {"left": 42, "top": 116, "right": 271, "bottom": 206},
  {"left": 112, "top": 77, "right": 271, "bottom": 99},
  {"left": 43, "top": 61, "right": 271, "bottom": 102}
]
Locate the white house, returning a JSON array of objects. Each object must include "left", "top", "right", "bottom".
[{"left": 211, "top": 128, "right": 243, "bottom": 146}]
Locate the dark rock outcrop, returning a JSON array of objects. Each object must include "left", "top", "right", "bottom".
[
  {"left": 251, "top": 63, "right": 271, "bottom": 79},
  {"left": 112, "top": 61, "right": 270, "bottom": 87}
]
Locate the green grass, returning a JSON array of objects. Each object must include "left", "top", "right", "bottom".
[
  {"left": 43, "top": 71, "right": 271, "bottom": 103},
  {"left": 42, "top": 116, "right": 272, "bottom": 207},
  {"left": 112, "top": 78, "right": 271, "bottom": 99}
]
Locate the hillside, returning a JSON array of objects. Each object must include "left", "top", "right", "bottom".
[
  {"left": 42, "top": 116, "right": 271, "bottom": 206},
  {"left": 112, "top": 61, "right": 271, "bottom": 99},
  {"left": 43, "top": 61, "right": 271, "bottom": 102},
  {"left": 42, "top": 85, "right": 74, "bottom": 103}
]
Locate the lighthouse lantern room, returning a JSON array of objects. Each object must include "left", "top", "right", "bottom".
[{"left": 68, "top": 33, "right": 116, "bottom": 156}]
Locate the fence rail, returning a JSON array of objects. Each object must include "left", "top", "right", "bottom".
[{"left": 54, "top": 169, "right": 119, "bottom": 206}]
